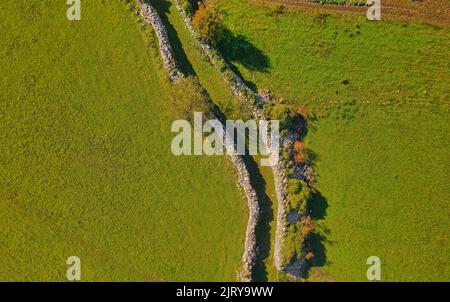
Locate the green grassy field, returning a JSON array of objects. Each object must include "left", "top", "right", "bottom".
[
  {"left": 0, "top": 0, "right": 248, "bottom": 281},
  {"left": 1, "top": 0, "right": 448, "bottom": 282},
  {"left": 216, "top": 0, "right": 450, "bottom": 281},
  {"left": 218, "top": 0, "right": 449, "bottom": 108},
  {"left": 306, "top": 105, "right": 450, "bottom": 281}
]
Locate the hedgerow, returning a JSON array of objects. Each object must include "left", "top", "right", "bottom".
[
  {"left": 349, "top": 0, "right": 369, "bottom": 6},
  {"left": 310, "top": 0, "right": 346, "bottom": 5}
]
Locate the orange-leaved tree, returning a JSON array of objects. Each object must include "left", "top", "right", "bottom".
[
  {"left": 300, "top": 215, "right": 315, "bottom": 237},
  {"left": 294, "top": 140, "right": 308, "bottom": 163},
  {"left": 192, "top": 0, "right": 225, "bottom": 45}
]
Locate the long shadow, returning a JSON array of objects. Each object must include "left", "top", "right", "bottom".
[
  {"left": 149, "top": 0, "right": 197, "bottom": 76},
  {"left": 218, "top": 29, "right": 270, "bottom": 73},
  {"left": 308, "top": 232, "right": 327, "bottom": 267},
  {"left": 217, "top": 29, "right": 270, "bottom": 93},
  {"left": 303, "top": 189, "right": 329, "bottom": 278},
  {"left": 310, "top": 190, "right": 328, "bottom": 221},
  {"left": 149, "top": 0, "right": 275, "bottom": 281},
  {"left": 243, "top": 155, "right": 273, "bottom": 282}
]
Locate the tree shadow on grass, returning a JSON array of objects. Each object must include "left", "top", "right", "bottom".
[
  {"left": 149, "top": 0, "right": 197, "bottom": 76},
  {"left": 218, "top": 29, "right": 270, "bottom": 73},
  {"left": 217, "top": 29, "right": 270, "bottom": 92},
  {"left": 302, "top": 189, "right": 330, "bottom": 278},
  {"left": 308, "top": 232, "right": 327, "bottom": 267},
  {"left": 309, "top": 190, "right": 328, "bottom": 220}
]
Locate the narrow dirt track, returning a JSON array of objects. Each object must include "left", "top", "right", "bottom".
[{"left": 253, "top": 0, "right": 450, "bottom": 26}]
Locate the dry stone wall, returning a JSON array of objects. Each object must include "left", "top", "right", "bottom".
[
  {"left": 138, "top": 0, "right": 183, "bottom": 81},
  {"left": 174, "top": 0, "right": 290, "bottom": 273},
  {"left": 137, "top": 0, "right": 260, "bottom": 281},
  {"left": 224, "top": 132, "right": 260, "bottom": 282},
  {"left": 174, "top": 1, "right": 265, "bottom": 108}
]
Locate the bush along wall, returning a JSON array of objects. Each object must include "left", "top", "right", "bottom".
[
  {"left": 175, "top": 0, "right": 319, "bottom": 279},
  {"left": 136, "top": 0, "right": 261, "bottom": 282},
  {"left": 175, "top": 0, "right": 264, "bottom": 116},
  {"left": 263, "top": 102, "right": 317, "bottom": 278}
]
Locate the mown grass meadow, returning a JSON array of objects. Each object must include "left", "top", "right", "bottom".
[{"left": 0, "top": 0, "right": 248, "bottom": 281}]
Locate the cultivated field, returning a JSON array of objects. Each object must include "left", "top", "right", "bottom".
[
  {"left": 0, "top": 0, "right": 248, "bottom": 281},
  {"left": 216, "top": 0, "right": 449, "bottom": 281}
]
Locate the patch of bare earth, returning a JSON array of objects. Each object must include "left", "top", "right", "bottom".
[{"left": 253, "top": 0, "right": 450, "bottom": 27}]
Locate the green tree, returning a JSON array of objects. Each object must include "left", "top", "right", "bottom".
[{"left": 192, "top": 1, "right": 225, "bottom": 45}]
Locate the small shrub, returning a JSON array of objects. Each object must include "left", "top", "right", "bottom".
[
  {"left": 192, "top": 1, "right": 225, "bottom": 45},
  {"left": 168, "top": 76, "right": 213, "bottom": 121},
  {"left": 264, "top": 103, "right": 294, "bottom": 131},
  {"left": 293, "top": 140, "right": 309, "bottom": 163},
  {"left": 282, "top": 225, "right": 305, "bottom": 267},
  {"left": 289, "top": 193, "right": 308, "bottom": 213},
  {"left": 300, "top": 215, "right": 315, "bottom": 237},
  {"left": 287, "top": 179, "right": 311, "bottom": 213},
  {"left": 288, "top": 179, "right": 302, "bottom": 195}
]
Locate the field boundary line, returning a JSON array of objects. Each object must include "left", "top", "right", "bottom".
[
  {"left": 137, "top": 0, "right": 262, "bottom": 281},
  {"left": 174, "top": 0, "right": 316, "bottom": 278}
]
